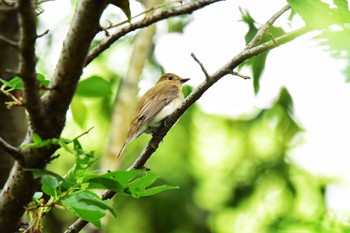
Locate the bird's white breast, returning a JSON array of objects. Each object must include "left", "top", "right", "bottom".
[{"left": 149, "top": 98, "right": 183, "bottom": 127}]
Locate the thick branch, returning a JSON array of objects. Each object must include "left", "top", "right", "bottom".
[
  {"left": 85, "top": 0, "right": 222, "bottom": 65},
  {"left": 41, "top": 0, "right": 108, "bottom": 139},
  {"left": 0, "top": 1, "right": 109, "bottom": 232},
  {"left": 17, "top": 0, "right": 44, "bottom": 133}
]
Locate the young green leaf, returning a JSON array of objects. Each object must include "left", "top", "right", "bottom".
[
  {"left": 0, "top": 77, "right": 24, "bottom": 90},
  {"left": 127, "top": 171, "right": 179, "bottom": 198}
]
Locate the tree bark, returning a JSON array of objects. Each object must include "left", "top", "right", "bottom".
[
  {"left": 0, "top": 0, "right": 108, "bottom": 231},
  {"left": 0, "top": 4, "right": 27, "bottom": 188}
]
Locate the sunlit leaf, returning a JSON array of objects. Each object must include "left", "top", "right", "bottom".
[
  {"left": 76, "top": 76, "right": 112, "bottom": 98},
  {"left": 287, "top": 0, "right": 348, "bottom": 28},
  {"left": 33, "top": 192, "right": 43, "bottom": 201},
  {"left": 71, "top": 97, "right": 88, "bottom": 128}
]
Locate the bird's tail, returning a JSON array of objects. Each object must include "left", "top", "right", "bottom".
[{"left": 118, "top": 140, "right": 128, "bottom": 158}]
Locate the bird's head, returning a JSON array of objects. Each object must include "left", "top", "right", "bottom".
[{"left": 156, "top": 73, "right": 190, "bottom": 85}]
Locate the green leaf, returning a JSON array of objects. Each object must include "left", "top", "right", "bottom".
[
  {"left": 63, "top": 139, "right": 96, "bottom": 181},
  {"left": 33, "top": 192, "right": 43, "bottom": 201},
  {"left": 0, "top": 77, "right": 23, "bottom": 90},
  {"left": 135, "top": 184, "right": 179, "bottom": 197},
  {"left": 41, "top": 175, "right": 59, "bottom": 196},
  {"left": 71, "top": 97, "right": 88, "bottom": 128},
  {"left": 127, "top": 171, "right": 179, "bottom": 198},
  {"left": 83, "top": 170, "right": 142, "bottom": 192},
  {"left": 76, "top": 76, "right": 112, "bottom": 98},
  {"left": 61, "top": 191, "right": 115, "bottom": 228},
  {"left": 276, "top": 87, "right": 294, "bottom": 114},
  {"left": 25, "top": 169, "right": 73, "bottom": 196},
  {"left": 37, "top": 73, "right": 50, "bottom": 87},
  {"left": 74, "top": 139, "right": 95, "bottom": 169},
  {"left": 287, "top": 0, "right": 347, "bottom": 28}
]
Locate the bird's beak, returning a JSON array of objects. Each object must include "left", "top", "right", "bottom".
[{"left": 181, "top": 78, "right": 190, "bottom": 83}]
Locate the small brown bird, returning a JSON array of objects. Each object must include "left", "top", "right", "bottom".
[{"left": 118, "top": 73, "right": 190, "bottom": 157}]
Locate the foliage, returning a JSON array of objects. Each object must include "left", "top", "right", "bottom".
[
  {"left": 23, "top": 136, "right": 177, "bottom": 232},
  {"left": 288, "top": 0, "right": 350, "bottom": 81}
]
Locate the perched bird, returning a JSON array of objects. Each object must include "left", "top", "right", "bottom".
[{"left": 118, "top": 73, "right": 190, "bottom": 157}]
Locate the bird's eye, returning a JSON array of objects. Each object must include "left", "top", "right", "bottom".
[{"left": 168, "top": 76, "right": 173, "bottom": 80}]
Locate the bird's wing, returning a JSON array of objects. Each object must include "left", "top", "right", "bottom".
[
  {"left": 138, "top": 83, "right": 179, "bottom": 125},
  {"left": 118, "top": 83, "right": 179, "bottom": 158}
]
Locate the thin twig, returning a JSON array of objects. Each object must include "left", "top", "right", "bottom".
[
  {"left": 37, "top": 29, "right": 49, "bottom": 38},
  {"left": 86, "top": 0, "right": 221, "bottom": 66},
  {"left": 1, "top": 91, "right": 23, "bottom": 106},
  {"left": 102, "top": 0, "right": 184, "bottom": 31},
  {"left": 228, "top": 70, "right": 250, "bottom": 80},
  {"left": 0, "top": 136, "right": 24, "bottom": 164},
  {"left": 245, "top": 5, "right": 291, "bottom": 49},
  {"left": 70, "top": 126, "right": 94, "bottom": 142},
  {"left": 191, "top": 53, "right": 210, "bottom": 80}
]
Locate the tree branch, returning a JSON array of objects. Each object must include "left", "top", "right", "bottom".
[
  {"left": 191, "top": 53, "right": 210, "bottom": 80},
  {"left": 0, "top": 136, "right": 24, "bottom": 164},
  {"left": 66, "top": 5, "right": 312, "bottom": 233},
  {"left": 85, "top": 0, "right": 222, "bottom": 65},
  {"left": 17, "top": 0, "right": 44, "bottom": 134},
  {"left": 245, "top": 5, "right": 291, "bottom": 49},
  {"left": 129, "top": 10, "right": 310, "bottom": 171}
]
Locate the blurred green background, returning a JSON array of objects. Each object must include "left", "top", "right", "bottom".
[{"left": 34, "top": 0, "right": 350, "bottom": 232}]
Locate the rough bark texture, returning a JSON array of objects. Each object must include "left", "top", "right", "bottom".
[
  {"left": 0, "top": 5, "right": 27, "bottom": 188},
  {"left": 0, "top": 1, "right": 108, "bottom": 231}
]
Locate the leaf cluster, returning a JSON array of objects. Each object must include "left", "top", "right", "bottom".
[{"left": 24, "top": 138, "right": 177, "bottom": 231}]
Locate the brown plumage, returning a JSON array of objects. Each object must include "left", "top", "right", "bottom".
[{"left": 118, "top": 73, "right": 189, "bottom": 157}]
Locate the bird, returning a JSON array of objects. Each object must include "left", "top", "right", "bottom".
[{"left": 118, "top": 73, "right": 190, "bottom": 158}]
